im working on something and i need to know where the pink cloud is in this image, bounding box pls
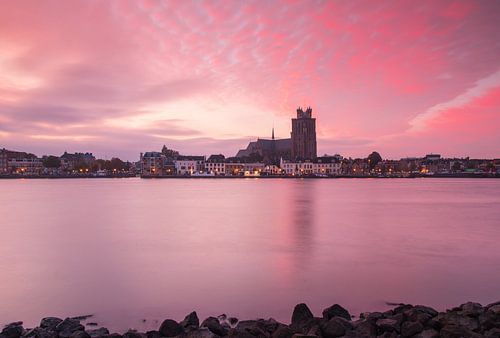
[0,0,499,160]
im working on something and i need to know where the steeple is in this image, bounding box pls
[272,126,275,140]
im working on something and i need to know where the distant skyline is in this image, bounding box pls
[1,0,499,161]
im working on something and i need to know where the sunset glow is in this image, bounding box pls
[1,0,499,159]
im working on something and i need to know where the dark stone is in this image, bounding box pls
[485,328,500,338]
[87,328,110,338]
[69,331,90,338]
[228,318,238,327]
[103,334,122,338]
[322,304,351,322]
[185,328,217,338]
[460,302,484,317]
[375,318,399,333]
[180,312,200,331]
[413,305,438,317]
[272,326,294,338]
[158,319,183,337]
[400,321,423,337]
[291,304,314,328]
[425,319,441,331]
[23,327,58,338]
[359,312,383,322]
[440,324,482,338]
[55,319,84,338]
[320,318,347,338]
[86,323,98,327]
[437,311,479,331]
[392,304,413,315]
[352,319,377,337]
[201,317,227,336]
[122,331,143,338]
[413,329,439,338]
[145,331,159,338]
[40,318,63,331]
[1,322,24,338]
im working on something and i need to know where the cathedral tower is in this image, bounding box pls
[291,107,317,160]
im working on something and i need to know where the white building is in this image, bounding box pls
[175,156,205,175]
[280,156,341,176]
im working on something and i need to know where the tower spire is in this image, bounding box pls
[272,125,275,140]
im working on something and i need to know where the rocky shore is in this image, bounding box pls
[2,301,500,338]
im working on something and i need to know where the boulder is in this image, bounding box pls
[413,305,438,317]
[87,328,110,338]
[437,311,479,331]
[23,327,58,338]
[185,328,217,338]
[201,317,227,336]
[180,312,199,331]
[122,331,144,338]
[1,322,24,338]
[271,326,294,338]
[55,319,84,338]
[40,318,63,331]
[291,304,314,328]
[400,321,423,337]
[158,319,183,337]
[69,332,90,338]
[460,302,484,317]
[375,318,400,333]
[228,318,238,327]
[320,318,347,338]
[413,329,439,338]
[484,328,500,338]
[351,319,377,337]
[322,304,351,321]
[440,324,482,338]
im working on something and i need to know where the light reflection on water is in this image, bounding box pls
[0,178,499,332]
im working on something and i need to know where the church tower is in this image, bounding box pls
[291,107,317,160]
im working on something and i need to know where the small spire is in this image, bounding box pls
[272,126,275,140]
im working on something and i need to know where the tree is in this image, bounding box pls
[161,145,179,158]
[367,151,382,170]
[42,156,61,168]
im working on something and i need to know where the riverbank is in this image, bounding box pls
[2,301,499,338]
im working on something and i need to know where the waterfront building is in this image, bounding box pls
[3,149,43,174]
[175,155,205,175]
[280,156,340,176]
[60,152,95,171]
[0,149,7,174]
[205,154,226,175]
[225,162,245,176]
[236,127,291,164]
[291,107,317,160]
[141,152,164,176]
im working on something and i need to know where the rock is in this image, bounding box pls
[460,302,484,317]
[413,329,439,338]
[180,312,200,331]
[440,324,482,338]
[400,321,423,337]
[375,318,399,333]
[360,312,383,322]
[185,328,217,338]
[291,335,318,338]
[201,317,227,336]
[86,323,98,327]
[69,332,90,338]
[158,319,183,337]
[392,304,413,315]
[104,334,122,338]
[437,311,479,331]
[55,319,84,338]
[87,328,110,338]
[23,327,58,338]
[122,331,144,338]
[235,319,281,336]
[272,326,294,338]
[322,304,351,321]
[489,305,500,314]
[485,328,500,338]
[145,332,160,338]
[228,318,238,327]
[351,319,377,337]
[291,304,314,328]
[40,318,63,331]
[413,305,438,317]
[320,318,347,338]
[1,322,24,338]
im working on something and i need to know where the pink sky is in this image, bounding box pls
[0,0,499,160]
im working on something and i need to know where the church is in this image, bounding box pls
[236,107,317,164]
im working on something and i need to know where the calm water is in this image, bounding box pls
[1,178,499,331]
